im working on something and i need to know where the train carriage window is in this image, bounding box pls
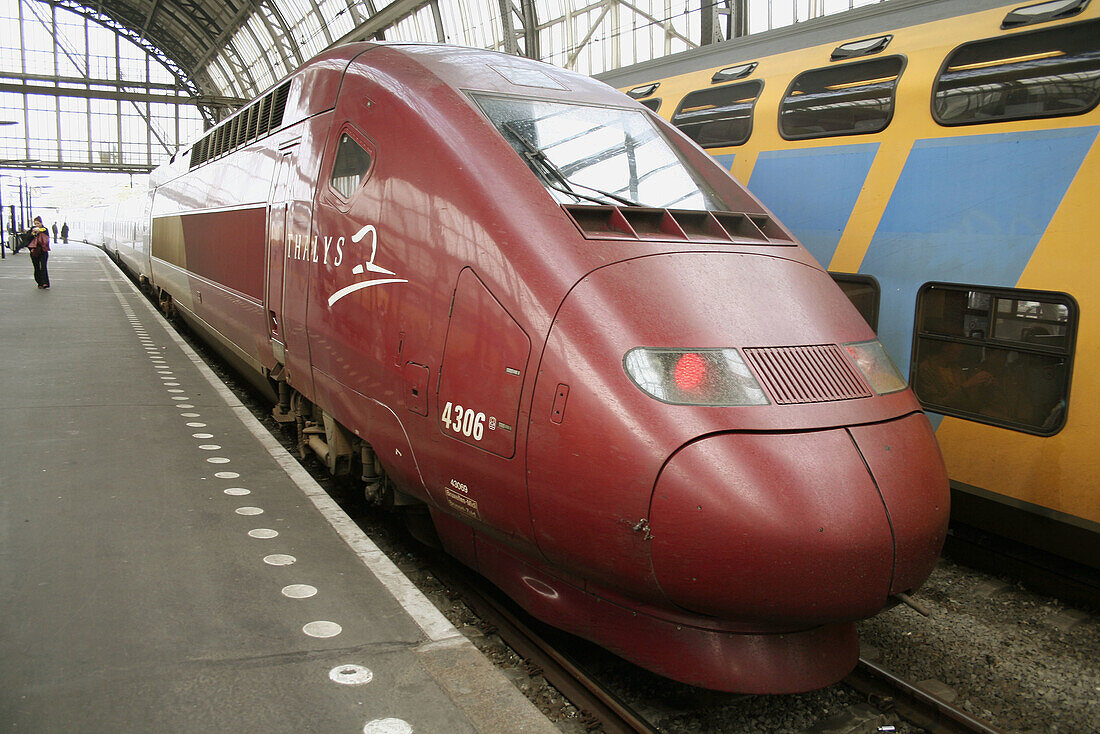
[330,133,373,199]
[831,273,880,331]
[912,283,1077,435]
[627,83,660,98]
[780,56,905,140]
[1002,0,1090,29]
[934,19,1100,125]
[639,98,662,112]
[672,80,764,148]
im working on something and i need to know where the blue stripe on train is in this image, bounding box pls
[713,154,736,172]
[747,143,879,266]
[861,126,1099,378]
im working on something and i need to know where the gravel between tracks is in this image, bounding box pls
[857,553,1100,734]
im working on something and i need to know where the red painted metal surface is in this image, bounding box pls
[650,429,894,626]
[141,43,950,693]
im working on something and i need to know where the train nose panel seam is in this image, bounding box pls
[846,425,900,602]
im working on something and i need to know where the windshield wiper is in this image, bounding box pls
[502,122,645,208]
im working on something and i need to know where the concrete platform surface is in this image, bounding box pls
[0,243,557,734]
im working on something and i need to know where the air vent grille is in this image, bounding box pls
[743,345,872,404]
[563,205,794,245]
[189,80,292,169]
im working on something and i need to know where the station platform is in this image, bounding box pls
[0,243,557,734]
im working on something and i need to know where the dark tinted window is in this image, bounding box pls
[912,283,1076,435]
[330,133,372,198]
[639,98,662,112]
[831,273,879,331]
[934,19,1100,125]
[780,56,904,139]
[672,80,763,148]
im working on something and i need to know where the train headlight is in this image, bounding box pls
[623,348,769,406]
[844,339,907,395]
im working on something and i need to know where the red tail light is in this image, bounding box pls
[623,348,769,406]
[674,353,707,391]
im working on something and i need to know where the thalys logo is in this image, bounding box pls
[285,224,408,307]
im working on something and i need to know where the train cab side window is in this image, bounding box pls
[933,19,1100,126]
[671,80,764,148]
[912,283,1077,435]
[330,133,373,199]
[830,273,880,332]
[639,98,662,112]
[779,56,904,140]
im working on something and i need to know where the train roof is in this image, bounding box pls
[157,42,633,187]
[368,42,634,106]
[595,0,1014,88]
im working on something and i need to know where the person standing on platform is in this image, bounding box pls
[60,222,68,243]
[52,222,58,241]
[29,216,50,289]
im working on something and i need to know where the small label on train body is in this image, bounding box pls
[285,223,409,307]
[445,487,480,520]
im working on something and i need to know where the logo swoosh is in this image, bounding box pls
[327,278,409,308]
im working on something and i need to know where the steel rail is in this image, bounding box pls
[845,658,1009,734]
[432,559,660,734]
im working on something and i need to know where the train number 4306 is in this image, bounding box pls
[441,402,486,441]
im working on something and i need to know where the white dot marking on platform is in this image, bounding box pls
[224,487,250,496]
[303,621,342,638]
[171,396,189,401]
[214,471,239,479]
[329,664,373,685]
[167,389,185,393]
[192,433,214,439]
[282,584,317,599]
[182,413,201,418]
[187,422,207,428]
[235,506,263,516]
[264,554,296,566]
[248,528,278,539]
[363,719,413,734]
[198,444,221,450]
[177,404,194,408]
[207,457,230,464]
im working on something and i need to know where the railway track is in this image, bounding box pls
[429,556,660,734]
[432,550,1009,734]
[844,659,1007,734]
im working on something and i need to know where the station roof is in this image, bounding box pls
[0,1,882,173]
[64,0,727,104]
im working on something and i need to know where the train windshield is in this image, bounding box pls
[473,94,726,211]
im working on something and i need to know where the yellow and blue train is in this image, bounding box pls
[599,0,1099,577]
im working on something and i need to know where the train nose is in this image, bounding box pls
[648,413,949,628]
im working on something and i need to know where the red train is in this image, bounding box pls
[127,43,948,693]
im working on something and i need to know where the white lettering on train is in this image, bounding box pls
[280,224,407,308]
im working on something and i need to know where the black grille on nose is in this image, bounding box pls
[743,345,872,404]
